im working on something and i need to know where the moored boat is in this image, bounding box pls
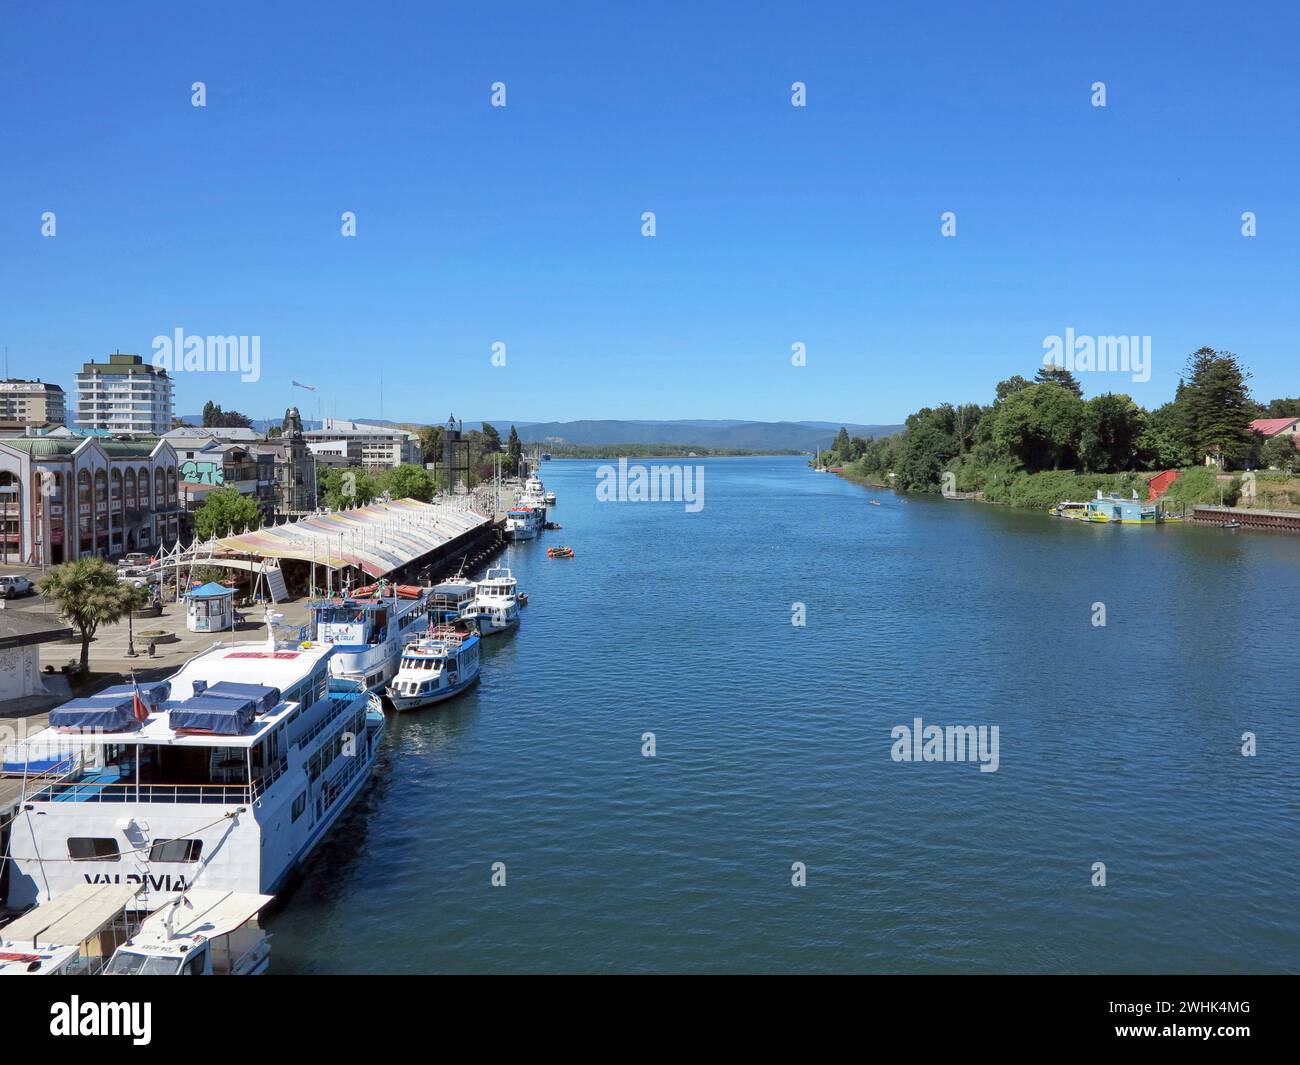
[385,623,481,711]
[4,613,385,913]
[105,889,274,975]
[307,581,432,691]
[465,565,520,634]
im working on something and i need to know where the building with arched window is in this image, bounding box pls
[0,436,179,565]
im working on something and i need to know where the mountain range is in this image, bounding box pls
[180,416,902,452]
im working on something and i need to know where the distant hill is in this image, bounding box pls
[180,415,902,451]
[506,419,903,452]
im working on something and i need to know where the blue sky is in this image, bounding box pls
[1,1,1297,426]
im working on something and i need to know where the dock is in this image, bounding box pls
[1192,505,1300,532]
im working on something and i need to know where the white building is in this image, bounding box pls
[0,436,180,564]
[75,353,174,436]
[304,419,421,468]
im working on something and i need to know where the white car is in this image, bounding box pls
[0,574,34,599]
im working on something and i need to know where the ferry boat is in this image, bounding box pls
[465,564,520,634]
[1081,491,1180,525]
[306,581,431,690]
[105,889,273,975]
[504,506,540,541]
[4,615,385,913]
[385,623,482,711]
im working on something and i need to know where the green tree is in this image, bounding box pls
[480,422,503,454]
[194,487,263,540]
[37,559,142,673]
[1034,364,1084,397]
[1177,347,1255,468]
[1078,393,1144,473]
[1137,401,1195,469]
[991,383,1085,471]
[202,400,220,427]
[1261,433,1299,473]
[377,463,435,502]
[1265,398,1300,419]
[831,427,851,461]
[318,467,378,509]
[507,425,522,473]
[994,375,1032,401]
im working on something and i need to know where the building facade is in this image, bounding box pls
[0,437,181,565]
[74,353,174,436]
[304,419,421,468]
[0,379,66,428]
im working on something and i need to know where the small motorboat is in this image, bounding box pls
[547,546,575,559]
[867,499,881,507]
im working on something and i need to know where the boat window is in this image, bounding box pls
[68,837,121,862]
[184,951,206,976]
[104,950,182,976]
[292,790,307,822]
[148,838,203,863]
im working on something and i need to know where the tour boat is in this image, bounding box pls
[307,581,432,690]
[4,613,385,914]
[465,565,520,634]
[385,623,482,711]
[504,506,540,541]
[519,475,548,519]
[105,889,273,975]
[544,489,556,505]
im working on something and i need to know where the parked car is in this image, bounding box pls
[0,574,34,599]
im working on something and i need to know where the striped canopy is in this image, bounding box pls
[216,498,490,577]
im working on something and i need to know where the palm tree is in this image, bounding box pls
[37,558,141,674]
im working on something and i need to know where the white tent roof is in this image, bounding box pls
[136,890,273,944]
[1,882,141,947]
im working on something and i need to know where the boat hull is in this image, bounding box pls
[386,672,480,712]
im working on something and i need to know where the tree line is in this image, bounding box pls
[820,348,1298,495]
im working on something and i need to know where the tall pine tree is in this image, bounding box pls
[1177,348,1255,467]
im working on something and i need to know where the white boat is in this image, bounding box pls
[544,489,556,505]
[426,578,479,629]
[465,565,520,634]
[307,581,431,690]
[519,475,548,519]
[4,613,385,913]
[384,624,482,711]
[503,506,539,541]
[0,882,142,976]
[105,889,273,975]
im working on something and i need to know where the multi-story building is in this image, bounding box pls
[168,438,277,521]
[0,436,180,564]
[75,353,174,436]
[261,408,317,515]
[304,419,421,468]
[0,379,66,429]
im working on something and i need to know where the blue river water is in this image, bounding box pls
[267,455,1300,973]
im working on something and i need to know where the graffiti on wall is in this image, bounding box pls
[180,460,224,486]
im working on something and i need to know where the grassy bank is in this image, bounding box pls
[832,458,1298,511]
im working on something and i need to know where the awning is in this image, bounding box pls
[138,890,274,941]
[2,883,143,947]
[213,498,491,578]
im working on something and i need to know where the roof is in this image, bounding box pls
[2,883,142,947]
[133,890,273,947]
[215,498,490,578]
[1249,417,1300,437]
[0,609,73,649]
[187,581,235,598]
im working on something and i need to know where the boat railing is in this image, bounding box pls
[28,779,255,805]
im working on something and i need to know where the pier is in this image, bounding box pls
[1191,505,1300,532]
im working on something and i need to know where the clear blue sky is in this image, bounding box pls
[2,1,1296,426]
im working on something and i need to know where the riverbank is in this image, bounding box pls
[824,460,1300,514]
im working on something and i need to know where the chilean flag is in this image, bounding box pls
[132,677,150,724]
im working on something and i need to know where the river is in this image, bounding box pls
[267,455,1300,973]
